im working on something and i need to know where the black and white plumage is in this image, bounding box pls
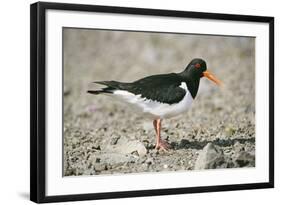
[88,58,221,150]
[89,74,193,119]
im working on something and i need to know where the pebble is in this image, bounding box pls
[146,158,154,165]
[94,164,107,172]
[234,151,255,167]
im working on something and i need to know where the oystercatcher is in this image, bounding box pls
[88,58,221,151]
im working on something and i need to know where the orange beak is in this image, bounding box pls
[203,70,222,86]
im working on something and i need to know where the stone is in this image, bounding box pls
[234,151,255,167]
[83,169,95,175]
[89,153,137,166]
[145,157,154,165]
[194,143,226,169]
[94,163,107,172]
[101,136,147,157]
[110,135,120,145]
[71,137,80,145]
[224,126,235,137]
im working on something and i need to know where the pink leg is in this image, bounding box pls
[153,119,171,151]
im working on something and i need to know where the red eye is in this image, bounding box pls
[195,63,201,69]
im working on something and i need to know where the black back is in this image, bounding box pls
[94,73,198,104]
[92,58,208,103]
[126,73,186,104]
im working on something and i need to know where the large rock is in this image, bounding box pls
[194,143,226,169]
[101,136,147,157]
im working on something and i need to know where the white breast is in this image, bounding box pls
[113,82,193,119]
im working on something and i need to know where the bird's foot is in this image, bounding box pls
[155,139,171,151]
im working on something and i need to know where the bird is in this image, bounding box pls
[87,58,221,151]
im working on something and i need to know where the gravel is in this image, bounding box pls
[63,28,255,176]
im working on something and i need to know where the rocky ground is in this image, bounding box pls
[63,28,255,176]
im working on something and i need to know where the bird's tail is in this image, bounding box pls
[87,89,113,95]
[87,90,103,95]
[87,81,125,95]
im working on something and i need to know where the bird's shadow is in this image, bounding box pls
[170,137,255,150]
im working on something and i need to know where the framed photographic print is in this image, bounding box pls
[30,1,274,203]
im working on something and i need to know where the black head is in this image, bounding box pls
[184,58,207,78]
[181,58,221,86]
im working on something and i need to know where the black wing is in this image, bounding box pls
[92,73,186,104]
[127,73,186,104]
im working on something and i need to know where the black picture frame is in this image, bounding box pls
[30,1,274,203]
